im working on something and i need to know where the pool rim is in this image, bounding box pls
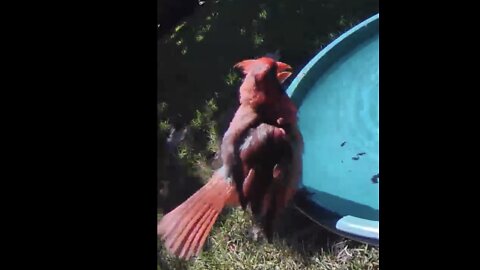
[287,13,379,246]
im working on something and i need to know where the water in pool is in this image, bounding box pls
[298,34,379,218]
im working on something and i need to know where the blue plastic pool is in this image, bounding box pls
[287,14,379,245]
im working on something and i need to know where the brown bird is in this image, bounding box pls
[158,57,303,260]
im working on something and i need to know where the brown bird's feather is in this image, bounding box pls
[158,57,303,259]
[158,171,237,260]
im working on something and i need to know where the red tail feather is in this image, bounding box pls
[157,171,235,260]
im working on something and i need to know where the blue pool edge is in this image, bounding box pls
[288,13,380,246]
[286,13,379,98]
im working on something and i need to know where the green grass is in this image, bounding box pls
[158,0,379,269]
[158,208,379,270]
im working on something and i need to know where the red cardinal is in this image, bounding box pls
[158,57,303,260]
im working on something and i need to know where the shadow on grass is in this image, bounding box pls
[157,130,206,213]
[158,0,378,124]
